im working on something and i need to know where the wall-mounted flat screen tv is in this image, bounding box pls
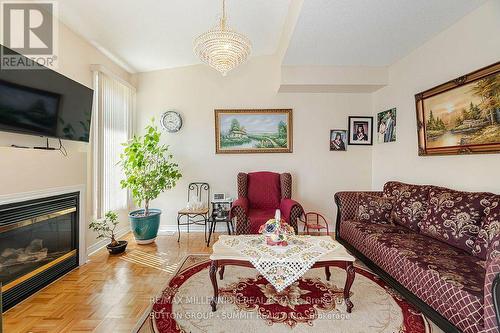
[0,45,94,142]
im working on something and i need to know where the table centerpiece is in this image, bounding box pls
[259,210,295,246]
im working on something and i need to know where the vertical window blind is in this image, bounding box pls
[93,70,135,217]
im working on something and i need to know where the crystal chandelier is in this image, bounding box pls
[194,0,252,76]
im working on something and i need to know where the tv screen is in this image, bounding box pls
[0,80,60,137]
[0,45,94,142]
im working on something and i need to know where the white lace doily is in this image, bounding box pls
[220,235,339,292]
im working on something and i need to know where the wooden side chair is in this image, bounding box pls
[300,212,329,235]
[177,182,210,242]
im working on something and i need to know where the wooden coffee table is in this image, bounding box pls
[209,235,356,313]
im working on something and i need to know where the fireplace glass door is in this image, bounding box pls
[0,209,76,288]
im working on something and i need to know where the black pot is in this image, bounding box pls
[106,240,128,254]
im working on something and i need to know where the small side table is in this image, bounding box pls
[206,199,233,247]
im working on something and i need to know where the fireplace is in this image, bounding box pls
[0,192,79,311]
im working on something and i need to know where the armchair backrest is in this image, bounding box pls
[237,172,293,209]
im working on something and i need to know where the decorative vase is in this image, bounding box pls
[128,209,161,244]
[259,210,294,247]
[265,237,288,247]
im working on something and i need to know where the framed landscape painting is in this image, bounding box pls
[416,62,500,155]
[215,109,292,154]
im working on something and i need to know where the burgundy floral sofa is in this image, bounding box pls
[334,181,499,333]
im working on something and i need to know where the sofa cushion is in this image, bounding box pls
[362,232,464,281]
[418,187,490,254]
[357,193,394,224]
[247,172,281,209]
[403,253,485,333]
[383,181,430,231]
[247,208,276,234]
[339,219,410,253]
[472,195,500,260]
[362,232,485,333]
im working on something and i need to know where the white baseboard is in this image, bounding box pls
[159,223,232,234]
[86,223,231,254]
[86,226,131,256]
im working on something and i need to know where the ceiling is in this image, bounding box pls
[283,0,487,66]
[58,0,486,73]
[58,0,290,73]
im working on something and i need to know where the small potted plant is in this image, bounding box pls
[89,211,127,254]
[119,121,182,244]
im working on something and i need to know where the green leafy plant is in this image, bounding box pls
[89,211,120,246]
[119,121,182,216]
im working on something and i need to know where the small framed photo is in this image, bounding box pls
[348,116,373,145]
[212,193,226,201]
[330,129,347,151]
[377,108,396,143]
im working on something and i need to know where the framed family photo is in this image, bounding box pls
[215,109,293,154]
[348,116,373,145]
[416,62,500,156]
[330,129,347,151]
[377,108,396,143]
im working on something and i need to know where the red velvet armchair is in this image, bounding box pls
[230,172,304,234]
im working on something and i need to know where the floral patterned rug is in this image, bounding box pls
[136,255,432,333]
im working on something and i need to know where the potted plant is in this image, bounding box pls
[119,121,182,244]
[89,211,127,254]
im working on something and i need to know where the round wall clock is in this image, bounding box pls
[160,111,183,133]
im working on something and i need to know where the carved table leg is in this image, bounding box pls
[325,266,331,281]
[344,261,355,313]
[219,265,225,280]
[209,260,219,312]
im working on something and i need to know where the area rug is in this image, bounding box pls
[136,255,431,333]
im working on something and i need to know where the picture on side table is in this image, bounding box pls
[416,62,500,155]
[330,130,347,151]
[348,116,373,145]
[215,109,292,154]
[377,108,397,143]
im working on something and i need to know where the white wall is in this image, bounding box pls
[134,56,373,229]
[372,0,500,194]
[0,21,132,249]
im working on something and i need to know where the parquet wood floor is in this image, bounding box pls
[2,232,214,333]
[2,231,444,333]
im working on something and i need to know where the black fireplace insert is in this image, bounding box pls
[0,192,79,311]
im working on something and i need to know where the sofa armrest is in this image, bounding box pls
[280,199,303,234]
[334,191,383,238]
[484,247,500,332]
[230,198,248,217]
[230,198,249,234]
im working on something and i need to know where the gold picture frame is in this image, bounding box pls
[415,62,500,156]
[215,109,293,154]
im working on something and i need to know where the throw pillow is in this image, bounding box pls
[419,188,490,254]
[357,193,394,224]
[384,182,430,231]
[471,195,500,260]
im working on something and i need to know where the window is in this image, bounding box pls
[92,68,135,217]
